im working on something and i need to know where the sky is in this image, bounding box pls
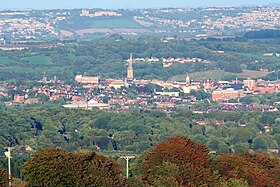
[1,0,278,10]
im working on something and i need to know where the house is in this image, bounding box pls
[25,145,33,151]
[212,89,240,101]
[75,75,99,84]
[156,102,175,108]
[24,98,39,105]
[14,94,25,103]
[63,99,109,110]
[243,78,255,90]
[155,92,180,97]
[109,80,127,89]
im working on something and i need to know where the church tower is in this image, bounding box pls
[127,54,134,80]
[186,74,190,86]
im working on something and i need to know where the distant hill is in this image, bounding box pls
[244,29,280,39]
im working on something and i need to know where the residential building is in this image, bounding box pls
[63,99,109,110]
[244,78,255,90]
[75,75,99,84]
[212,89,240,101]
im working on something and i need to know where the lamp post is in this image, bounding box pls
[120,155,135,178]
[4,147,12,187]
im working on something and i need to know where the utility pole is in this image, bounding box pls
[120,156,135,178]
[4,147,12,187]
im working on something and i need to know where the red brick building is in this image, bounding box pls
[212,90,240,101]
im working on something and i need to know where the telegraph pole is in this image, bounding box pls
[120,156,135,178]
[4,147,12,187]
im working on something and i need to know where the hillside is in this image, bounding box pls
[0,37,279,81]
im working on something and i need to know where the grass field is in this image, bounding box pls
[91,19,141,29]
[169,70,270,81]
[67,54,77,60]
[0,63,71,79]
[0,54,71,81]
[0,57,16,64]
[0,66,34,72]
[23,55,51,64]
[134,18,154,27]
[237,53,280,61]
[75,28,149,35]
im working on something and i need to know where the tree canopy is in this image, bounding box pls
[140,136,219,186]
[22,148,124,187]
[2,136,279,186]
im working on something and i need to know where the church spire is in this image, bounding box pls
[127,53,134,80]
[186,73,190,86]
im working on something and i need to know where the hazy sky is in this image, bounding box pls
[1,0,278,10]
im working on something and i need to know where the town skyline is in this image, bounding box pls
[0,0,279,185]
[1,0,279,10]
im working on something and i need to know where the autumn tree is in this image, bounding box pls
[0,166,8,186]
[22,148,125,187]
[139,136,219,186]
[240,152,280,184]
[215,152,280,187]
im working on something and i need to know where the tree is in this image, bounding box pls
[207,138,220,151]
[139,136,219,186]
[102,94,109,103]
[270,140,279,149]
[273,134,280,147]
[0,166,8,186]
[192,134,208,145]
[261,113,276,125]
[230,127,254,145]
[218,142,229,154]
[22,148,125,187]
[36,93,50,102]
[146,162,181,187]
[240,152,280,183]
[252,136,269,151]
[224,62,242,73]
[234,143,249,153]
[217,178,249,187]
[272,124,280,135]
[215,152,280,187]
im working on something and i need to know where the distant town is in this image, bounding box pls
[1,54,278,113]
[0,3,280,186]
[0,6,279,40]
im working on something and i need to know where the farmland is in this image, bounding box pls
[91,19,141,29]
[23,55,51,65]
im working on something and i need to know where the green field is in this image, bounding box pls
[0,57,16,64]
[169,70,270,81]
[0,54,72,80]
[91,19,141,29]
[238,53,280,61]
[67,54,77,60]
[23,55,51,64]
[0,66,34,72]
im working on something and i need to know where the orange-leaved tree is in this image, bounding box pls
[139,136,220,186]
[241,152,280,182]
[215,152,280,187]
